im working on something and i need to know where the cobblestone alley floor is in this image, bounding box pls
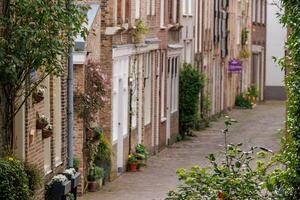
[80,101,285,200]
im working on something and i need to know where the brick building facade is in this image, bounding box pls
[251,0,267,100]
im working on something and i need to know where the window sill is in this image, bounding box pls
[160,26,167,30]
[161,117,167,123]
[171,110,178,114]
[55,160,63,168]
[44,169,52,176]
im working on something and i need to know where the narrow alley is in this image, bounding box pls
[80,101,285,200]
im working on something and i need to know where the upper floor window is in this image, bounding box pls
[183,0,192,16]
[169,0,178,23]
[252,0,266,25]
[160,0,165,27]
[147,0,156,16]
[115,0,129,24]
[135,0,141,19]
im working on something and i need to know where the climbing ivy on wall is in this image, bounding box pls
[277,0,300,197]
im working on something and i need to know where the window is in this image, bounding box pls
[147,0,155,16]
[160,0,165,27]
[257,0,261,23]
[252,0,256,22]
[160,52,166,120]
[169,0,178,23]
[169,57,179,113]
[114,0,127,24]
[53,76,62,166]
[43,76,51,174]
[262,0,266,24]
[144,53,152,125]
[112,57,129,141]
[183,0,192,15]
[236,18,241,45]
[135,0,141,19]
[130,57,138,129]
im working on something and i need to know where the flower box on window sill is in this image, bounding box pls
[48,180,71,198]
[71,172,80,188]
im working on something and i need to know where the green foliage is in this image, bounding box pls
[166,117,296,200]
[0,158,30,200]
[247,85,259,98]
[74,60,108,123]
[0,0,88,152]
[127,154,138,164]
[179,63,205,136]
[276,0,300,196]
[95,133,112,165]
[73,158,80,171]
[135,144,150,160]
[24,162,42,196]
[235,94,252,109]
[241,28,249,46]
[132,19,149,43]
[88,165,104,181]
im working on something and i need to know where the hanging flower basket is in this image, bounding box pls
[42,125,53,139]
[32,92,44,103]
[36,115,49,129]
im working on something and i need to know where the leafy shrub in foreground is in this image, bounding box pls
[166,117,295,200]
[0,158,30,200]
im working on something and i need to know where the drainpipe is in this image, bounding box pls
[67,0,74,168]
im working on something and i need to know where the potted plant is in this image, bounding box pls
[64,168,80,189]
[132,19,149,44]
[247,85,259,107]
[36,114,49,129]
[42,124,53,139]
[135,144,149,170]
[73,158,80,172]
[32,86,45,103]
[87,165,104,192]
[46,174,71,200]
[127,154,138,172]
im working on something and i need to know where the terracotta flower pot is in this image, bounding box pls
[128,163,137,172]
[42,129,53,139]
[88,181,98,192]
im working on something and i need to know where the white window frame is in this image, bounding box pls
[43,76,52,174]
[144,53,152,125]
[172,0,178,23]
[160,0,165,27]
[262,0,265,24]
[183,0,192,16]
[169,57,179,113]
[114,0,126,24]
[53,76,62,166]
[135,0,141,19]
[257,0,261,23]
[161,52,166,120]
[252,0,256,22]
[130,58,138,129]
[147,0,156,16]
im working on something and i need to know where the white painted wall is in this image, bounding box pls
[266,0,286,86]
